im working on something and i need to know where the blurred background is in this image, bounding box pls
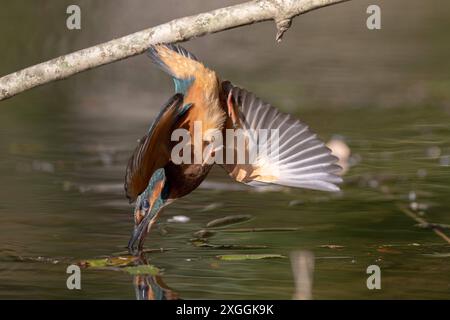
[0,0,449,299]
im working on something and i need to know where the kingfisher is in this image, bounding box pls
[125,44,342,254]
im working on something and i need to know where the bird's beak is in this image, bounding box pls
[127,183,166,255]
[128,203,162,255]
[127,213,149,255]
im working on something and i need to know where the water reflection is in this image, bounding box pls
[133,256,179,300]
[2,0,450,300]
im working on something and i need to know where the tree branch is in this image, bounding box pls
[0,0,349,101]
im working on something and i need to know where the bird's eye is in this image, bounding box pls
[142,199,150,210]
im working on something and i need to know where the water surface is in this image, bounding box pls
[1,0,450,299]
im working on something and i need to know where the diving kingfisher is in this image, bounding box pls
[125,44,342,253]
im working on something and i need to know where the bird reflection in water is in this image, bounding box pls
[133,255,179,300]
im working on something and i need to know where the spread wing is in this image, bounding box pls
[125,94,185,202]
[221,82,342,192]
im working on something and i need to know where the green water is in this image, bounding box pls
[0,102,449,299]
[1,0,450,300]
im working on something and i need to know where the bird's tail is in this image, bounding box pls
[147,44,203,80]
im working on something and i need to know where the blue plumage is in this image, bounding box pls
[173,77,194,94]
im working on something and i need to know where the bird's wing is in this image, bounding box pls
[221,81,342,192]
[125,94,186,202]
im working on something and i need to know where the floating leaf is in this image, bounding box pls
[78,258,107,268]
[112,248,177,256]
[315,256,353,260]
[221,227,300,233]
[217,254,286,261]
[192,241,267,250]
[319,245,345,249]
[79,256,138,268]
[206,215,253,228]
[123,265,160,275]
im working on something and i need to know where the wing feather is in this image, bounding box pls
[125,94,184,202]
[221,82,342,192]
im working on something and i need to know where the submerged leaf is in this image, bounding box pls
[200,202,224,212]
[193,229,217,239]
[422,252,450,258]
[217,254,286,261]
[206,215,253,228]
[377,247,402,254]
[192,241,267,250]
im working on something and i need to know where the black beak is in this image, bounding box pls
[127,226,145,256]
[127,205,161,255]
[127,217,149,255]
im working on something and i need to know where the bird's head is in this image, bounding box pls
[128,168,170,255]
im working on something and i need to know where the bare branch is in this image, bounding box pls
[397,204,450,245]
[0,0,349,101]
